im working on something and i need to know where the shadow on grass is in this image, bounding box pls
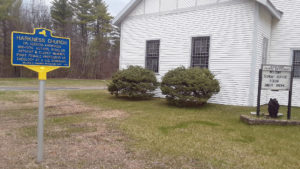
[233,135,256,143]
[111,95,155,101]
[164,100,207,108]
[159,120,221,135]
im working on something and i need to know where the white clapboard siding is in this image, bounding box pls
[197,0,217,6]
[145,0,159,14]
[161,0,177,12]
[218,0,233,2]
[178,0,196,9]
[120,0,256,106]
[266,0,300,107]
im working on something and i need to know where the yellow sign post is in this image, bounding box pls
[11,28,71,163]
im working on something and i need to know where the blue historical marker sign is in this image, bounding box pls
[11,28,71,163]
[11,28,70,67]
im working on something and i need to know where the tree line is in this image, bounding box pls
[0,0,119,79]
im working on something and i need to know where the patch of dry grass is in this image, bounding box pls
[0,91,153,169]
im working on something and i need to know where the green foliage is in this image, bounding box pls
[0,0,21,21]
[160,67,220,106]
[70,0,112,39]
[71,0,94,23]
[108,66,159,99]
[51,0,73,36]
[68,0,116,78]
[0,0,22,75]
[91,0,112,37]
[70,0,95,45]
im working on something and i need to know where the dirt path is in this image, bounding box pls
[0,92,148,169]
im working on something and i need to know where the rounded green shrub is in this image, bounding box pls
[160,67,220,106]
[108,66,159,98]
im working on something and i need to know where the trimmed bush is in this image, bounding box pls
[160,67,220,106]
[108,66,159,98]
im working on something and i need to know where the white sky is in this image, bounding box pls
[106,0,130,16]
[22,0,131,16]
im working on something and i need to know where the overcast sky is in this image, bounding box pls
[23,0,131,16]
[106,0,130,16]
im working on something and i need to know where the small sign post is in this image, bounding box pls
[256,64,293,119]
[287,69,294,120]
[11,28,71,163]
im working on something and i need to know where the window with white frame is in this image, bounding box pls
[191,36,210,68]
[293,50,300,78]
[262,38,269,65]
[146,40,160,73]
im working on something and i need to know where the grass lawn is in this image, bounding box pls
[0,78,108,87]
[70,90,300,169]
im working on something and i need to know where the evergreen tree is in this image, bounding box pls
[0,0,22,77]
[0,0,22,56]
[70,0,94,46]
[51,0,73,36]
[91,0,112,38]
[70,0,95,76]
[86,0,113,78]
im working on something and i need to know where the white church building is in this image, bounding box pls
[113,0,300,107]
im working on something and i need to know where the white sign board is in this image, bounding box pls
[262,65,292,91]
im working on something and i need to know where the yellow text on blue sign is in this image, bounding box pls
[11,28,71,80]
